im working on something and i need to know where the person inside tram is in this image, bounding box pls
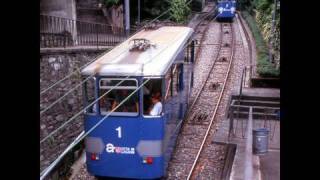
[112,89,139,112]
[149,92,162,116]
[98,89,115,112]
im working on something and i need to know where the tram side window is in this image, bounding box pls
[143,79,163,116]
[164,64,181,101]
[99,78,139,116]
[83,76,96,114]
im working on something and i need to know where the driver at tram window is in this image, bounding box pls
[149,93,162,116]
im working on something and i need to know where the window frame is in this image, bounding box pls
[99,78,138,90]
[83,76,97,115]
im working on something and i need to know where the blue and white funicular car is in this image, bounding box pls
[216,0,237,21]
[81,26,194,179]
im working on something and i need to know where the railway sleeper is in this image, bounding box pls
[218,57,228,62]
[209,82,221,91]
[191,113,209,123]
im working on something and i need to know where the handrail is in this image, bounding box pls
[237,12,253,87]
[238,67,246,138]
[239,67,246,96]
[244,107,253,180]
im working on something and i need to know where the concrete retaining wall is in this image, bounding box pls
[40,49,105,173]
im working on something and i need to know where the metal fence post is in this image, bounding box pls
[96,24,99,50]
[228,105,234,140]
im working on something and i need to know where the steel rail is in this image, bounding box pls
[187,22,236,179]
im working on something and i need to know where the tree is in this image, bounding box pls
[103,0,120,7]
[101,0,124,34]
[169,0,191,23]
[142,0,170,19]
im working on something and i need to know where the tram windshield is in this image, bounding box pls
[99,78,139,116]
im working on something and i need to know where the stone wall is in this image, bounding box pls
[40,49,106,174]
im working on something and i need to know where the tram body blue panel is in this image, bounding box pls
[218,11,235,18]
[85,115,164,179]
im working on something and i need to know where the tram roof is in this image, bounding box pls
[81,26,193,77]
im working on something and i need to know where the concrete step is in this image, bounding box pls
[76,0,100,8]
[230,111,278,120]
[232,95,280,102]
[232,100,280,108]
[76,8,108,24]
[230,105,279,113]
[77,8,104,18]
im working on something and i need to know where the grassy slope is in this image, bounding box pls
[241,11,279,78]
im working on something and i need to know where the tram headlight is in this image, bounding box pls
[218,7,223,14]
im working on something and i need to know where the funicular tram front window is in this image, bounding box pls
[99,78,139,116]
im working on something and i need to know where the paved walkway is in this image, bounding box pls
[241,87,280,97]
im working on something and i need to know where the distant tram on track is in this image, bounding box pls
[81,26,195,179]
[216,0,237,21]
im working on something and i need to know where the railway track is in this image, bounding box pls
[188,2,216,64]
[166,19,236,179]
[188,23,234,180]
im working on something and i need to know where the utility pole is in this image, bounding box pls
[202,0,205,11]
[269,0,277,63]
[125,0,130,37]
[138,0,141,24]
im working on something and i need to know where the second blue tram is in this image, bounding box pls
[81,26,194,179]
[216,0,236,21]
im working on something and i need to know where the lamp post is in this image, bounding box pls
[125,0,130,37]
[138,0,141,25]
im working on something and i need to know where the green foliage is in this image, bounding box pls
[238,0,280,74]
[142,0,170,18]
[256,52,279,77]
[253,0,273,12]
[242,11,279,77]
[169,0,191,23]
[103,0,120,7]
[237,0,254,12]
[191,0,203,12]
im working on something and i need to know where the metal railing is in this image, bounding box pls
[40,14,128,48]
[228,103,280,142]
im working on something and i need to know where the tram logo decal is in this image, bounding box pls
[106,143,135,154]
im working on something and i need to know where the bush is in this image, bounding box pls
[103,0,120,7]
[191,0,202,12]
[169,0,191,23]
[242,11,279,77]
[257,53,279,77]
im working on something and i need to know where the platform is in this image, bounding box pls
[213,88,280,180]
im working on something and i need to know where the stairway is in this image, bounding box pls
[76,0,108,24]
[228,95,280,120]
